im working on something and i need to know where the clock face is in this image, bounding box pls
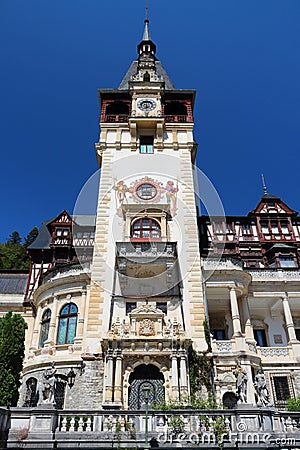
[137,98,156,112]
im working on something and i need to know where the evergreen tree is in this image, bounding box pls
[24,227,39,248]
[0,226,39,270]
[0,312,27,406]
[7,231,22,246]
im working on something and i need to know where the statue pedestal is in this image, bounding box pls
[27,405,58,443]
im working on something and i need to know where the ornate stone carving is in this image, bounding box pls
[139,318,155,336]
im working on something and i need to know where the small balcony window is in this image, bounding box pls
[211,329,225,340]
[140,136,154,154]
[254,329,268,347]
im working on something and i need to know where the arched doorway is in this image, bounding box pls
[128,364,165,410]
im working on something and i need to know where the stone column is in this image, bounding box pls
[114,350,123,404]
[179,350,188,398]
[241,296,254,340]
[45,296,58,346]
[104,349,114,403]
[229,287,242,336]
[171,351,179,400]
[75,289,86,340]
[30,304,43,349]
[282,294,297,342]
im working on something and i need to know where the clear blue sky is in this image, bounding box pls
[1,0,300,242]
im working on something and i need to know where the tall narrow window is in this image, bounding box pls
[280,221,289,235]
[140,136,154,154]
[57,303,78,345]
[273,376,291,401]
[39,309,51,348]
[260,221,269,234]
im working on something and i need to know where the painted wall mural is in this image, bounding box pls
[113,176,179,218]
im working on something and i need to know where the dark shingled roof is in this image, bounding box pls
[27,220,52,250]
[118,60,175,90]
[28,214,97,250]
[0,272,28,294]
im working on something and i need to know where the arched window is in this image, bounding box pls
[57,303,78,345]
[39,309,51,348]
[131,218,161,241]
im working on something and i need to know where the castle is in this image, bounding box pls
[1,12,300,449]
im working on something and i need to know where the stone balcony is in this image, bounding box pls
[41,262,91,285]
[212,339,296,364]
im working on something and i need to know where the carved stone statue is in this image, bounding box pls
[233,364,248,403]
[254,370,273,407]
[41,362,56,404]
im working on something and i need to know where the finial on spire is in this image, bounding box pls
[261,174,268,195]
[142,0,151,41]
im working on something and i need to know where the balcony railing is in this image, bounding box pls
[116,242,177,261]
[102,114,129,123]
[164,114,193,123]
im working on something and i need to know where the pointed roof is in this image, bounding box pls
[118,14,174,90]
[142,19,151,41]
[249,193,298,216]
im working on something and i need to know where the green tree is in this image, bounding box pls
[0,227,39,270]
[24,227,39,248]
[7,231,22,246]
[0,312,27,407]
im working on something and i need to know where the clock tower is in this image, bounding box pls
[86,16,206,408]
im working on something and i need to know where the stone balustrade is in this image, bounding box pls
[203,257,244,271]
[5,407,300,448]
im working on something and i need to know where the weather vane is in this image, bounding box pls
[146,0,149,21]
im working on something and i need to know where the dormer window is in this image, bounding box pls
[279,257,296,268]
[140,136,154,154]
[56,228,69,237]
